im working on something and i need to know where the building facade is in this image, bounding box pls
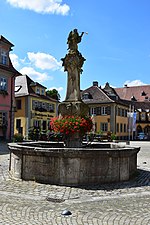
[0,35,20,140]
[82,82,129,140]
[14,75,58,139]
[82,81,150,140]
[115,85,150,139]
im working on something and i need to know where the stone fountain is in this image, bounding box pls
[8,29,140,186]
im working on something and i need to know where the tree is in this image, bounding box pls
[46,89,60,101]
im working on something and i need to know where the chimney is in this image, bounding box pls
[93,81,98,87]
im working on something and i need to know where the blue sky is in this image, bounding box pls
[1,0,150,100]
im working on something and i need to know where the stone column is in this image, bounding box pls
[58,29,89,147]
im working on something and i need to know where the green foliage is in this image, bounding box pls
[111,133,116,140]
[97,130,103,135]
[13,133,24,142]
[46,89,60,100]
[28,127,41,141]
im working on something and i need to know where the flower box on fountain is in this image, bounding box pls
[50,115,93,147]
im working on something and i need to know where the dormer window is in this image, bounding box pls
[82,93,89,100]
[36,88,40,94]
[82,92,92,100]
[41,89,45,95]
[141,91,146,96]
[131,95,137,101]
[1,50,8,65]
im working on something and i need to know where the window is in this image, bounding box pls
[41,89,45,95]
[36,88,40,94]
[38,101,42,108]
[124,124,126,133]
[118,107,120,116]
[16,119,23,134]
[0,112,7,126]
[33,120,41,128]
[117,123,119,132]
[82,93,89,100]
[49,104,54,112]
[120,123,123,133]
[100,122,108,132]
[96,107,101,115]
[1,50,7,65]
[0,77,7,91]
[122,109,126,117]
[42,102,46,109]
[43,121,47,130]
[35,101,38,109]
[141,112,146,121]
[16,99,22,110]
[16,119,21,129]
[90,107,96,116]
[32,101,38,110]
[101,106,107,115]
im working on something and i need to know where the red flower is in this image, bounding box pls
[50,115,93,135]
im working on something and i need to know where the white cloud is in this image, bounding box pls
[9,53,20,68]
[6,0,70,15]
[9,52,63,83]
[20,67,53,82]
[27,52,62,70]
[124,80,147,87]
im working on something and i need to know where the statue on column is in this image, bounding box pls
[59,29,89,117]
[67,29,84,53]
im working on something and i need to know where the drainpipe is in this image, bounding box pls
[9,74,15,140]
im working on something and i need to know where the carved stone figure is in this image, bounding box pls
[67,29,84,53]
[61,52,85,101]
[59,29,89,117]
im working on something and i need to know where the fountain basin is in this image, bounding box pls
[8,142,140,186]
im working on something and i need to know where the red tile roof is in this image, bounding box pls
[115,85,150,102]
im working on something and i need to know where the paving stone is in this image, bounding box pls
[0,141,150,224]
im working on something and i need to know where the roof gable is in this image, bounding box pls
[82,85,114,104]
[0,35,14,48]
[115,85,150,102]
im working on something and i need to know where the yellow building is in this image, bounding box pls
[82,82,130,140]
[14,75,58,139]
[82,81,150,140]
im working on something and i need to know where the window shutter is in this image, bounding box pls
[107,106,111,115]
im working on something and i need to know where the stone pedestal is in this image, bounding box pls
[61,51,85,99]
[58,100,89,117]
[64,132,83,148]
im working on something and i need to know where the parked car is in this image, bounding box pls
[137,132,148,140]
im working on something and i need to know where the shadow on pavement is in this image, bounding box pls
[0,142,9,155]
[63,169,150,191]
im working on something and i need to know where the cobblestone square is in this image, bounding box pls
[0,141,150,225]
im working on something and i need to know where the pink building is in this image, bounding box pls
[0,35,20,141]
